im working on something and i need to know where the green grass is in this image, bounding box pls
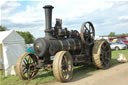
[0,49,128,85]
[0,70,55,85]
[111,49,128,65]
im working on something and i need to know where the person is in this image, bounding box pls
[26,47,35,53]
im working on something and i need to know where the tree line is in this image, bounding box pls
[1,25,127,43]
[108,32,128,37]
[0,26,34,44]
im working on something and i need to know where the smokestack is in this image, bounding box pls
[43,5,54,39]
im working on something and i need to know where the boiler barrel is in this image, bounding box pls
[34,38,82,57]
[58,38,81,51]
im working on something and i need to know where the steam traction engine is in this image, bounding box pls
[16,5,111,82]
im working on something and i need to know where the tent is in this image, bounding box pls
[0,30,25,76]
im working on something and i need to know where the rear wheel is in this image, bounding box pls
[53,51,73,82]
[92,40,111,69]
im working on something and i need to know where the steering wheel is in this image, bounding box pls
[80,21,95,45]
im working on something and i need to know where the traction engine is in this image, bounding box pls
[16,5,111,82]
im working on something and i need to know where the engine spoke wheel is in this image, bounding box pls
[92,40,111,69]
[53,51,73,82]
[16,52,38,80]
[80,21,95,45]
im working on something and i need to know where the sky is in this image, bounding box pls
[0,0,128,38]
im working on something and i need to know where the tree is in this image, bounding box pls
[117,33,128,37]
[17,31,35,44]
[108,32,115,37]
[0,26,7,31]
[0,26,34,43]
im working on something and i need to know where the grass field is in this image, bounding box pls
[0,49,128,85]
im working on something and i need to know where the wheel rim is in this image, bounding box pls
[53,51,73,82]
[80,21,95,45]
[100,42,111,69]
[16,52,38,80]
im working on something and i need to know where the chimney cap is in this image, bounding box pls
[43,5,54,9]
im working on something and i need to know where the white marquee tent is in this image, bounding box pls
[0,30,25,76]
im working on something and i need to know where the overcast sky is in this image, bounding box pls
[0,0,128,38]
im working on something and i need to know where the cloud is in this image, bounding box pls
[1,1,46,38]
[44,0,114,20]
[1,1,21,14]
[2,2,43,24]
[1,0,128,38]
[119,16,128,20]
[0,0,8,7]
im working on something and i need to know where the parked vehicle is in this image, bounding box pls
[116,39,128,48]
[109,42,127,50]
[122,40,128,47]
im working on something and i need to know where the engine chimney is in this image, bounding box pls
[43,5,54,39]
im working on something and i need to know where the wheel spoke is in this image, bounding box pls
[64,55,68,63]
[23,59,27,66]
[89,25,92,31]
[23,69,28,74]
[28,56,31,63]
[84,25,89,31]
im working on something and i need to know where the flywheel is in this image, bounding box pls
[80,21,95,45]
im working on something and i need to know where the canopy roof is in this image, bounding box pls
[0,30,24,43]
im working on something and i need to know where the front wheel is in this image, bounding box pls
[16,52,39,80]
[53,51,73,82]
